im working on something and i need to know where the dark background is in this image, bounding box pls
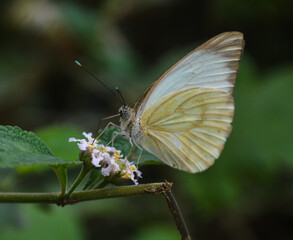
[1,0,293,239]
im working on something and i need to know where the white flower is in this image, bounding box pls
[91,149,121,176]
[69,132,142,185]
[82,132,93,140]
[100,154,120,176]
[68,137,79,142]
[91,149,103,167]
[113,150,122,160]
[69,132,97,151]
[121,160,142,185]
[104,146,116,152]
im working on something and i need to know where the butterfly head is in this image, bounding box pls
[118,106,132,120]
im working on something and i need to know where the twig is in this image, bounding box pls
[146,181,192,240]
[164,190,191,240]
[0,182,166,205]
[0,181,192,239]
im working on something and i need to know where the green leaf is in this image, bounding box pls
[0,151,79,168]
[35,125,82,161]
[0,125,81,168]
[98,127,164,166]
[0,125,53,155]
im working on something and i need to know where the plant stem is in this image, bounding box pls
[164,190,191,240]
[70,182,166,202]
[0,182,166,204]
[0,182,192,239]
[66,165,91,198]
[0,192,60,203]
[51,165,67,197]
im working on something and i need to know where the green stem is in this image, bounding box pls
[51,165,67,197]
[0,182,191,239]
[66,165,91,198]
[0,182,166,204]
[0,192,60,203]
[70,182,166,202]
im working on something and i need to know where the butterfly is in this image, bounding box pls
[118,32,244,173]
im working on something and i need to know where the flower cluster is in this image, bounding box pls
[69,132,142,185]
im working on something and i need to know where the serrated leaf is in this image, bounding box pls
[0,125,81,168]
[0,125,53,155]
[98,127,164,166]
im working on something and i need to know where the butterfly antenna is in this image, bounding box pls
[115,87,126,107]
[75,60,123,105]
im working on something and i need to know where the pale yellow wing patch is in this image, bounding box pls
[139,87,234,173]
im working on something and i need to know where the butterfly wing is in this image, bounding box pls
[138,87,234,173]
[135,32,244,116]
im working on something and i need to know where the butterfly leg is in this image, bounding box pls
[129,137,134,146]
[133,143,143,169]
[93,114,120,140]
[106,131,119,147]
[126,145,136,160]
[96,121,120,139]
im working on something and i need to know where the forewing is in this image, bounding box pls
[136,32,244,116]
[139,88,234,173]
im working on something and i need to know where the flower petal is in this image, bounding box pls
[82,132,93,140]
[105,146,116,152]
[69,137,78,142]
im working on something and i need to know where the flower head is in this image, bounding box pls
[69,132,142,185]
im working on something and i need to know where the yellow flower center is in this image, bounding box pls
[130,166,136,171]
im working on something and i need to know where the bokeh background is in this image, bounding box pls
[1,0,293,239]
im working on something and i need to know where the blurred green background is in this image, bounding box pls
[1,0,293,239]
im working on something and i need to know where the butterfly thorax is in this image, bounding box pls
[119,106,136,137]
[118,106,145,144]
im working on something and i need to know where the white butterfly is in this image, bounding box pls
[118,32,244,173]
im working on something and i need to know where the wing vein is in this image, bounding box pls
[150,132,194,171]
[181,132,218,159]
